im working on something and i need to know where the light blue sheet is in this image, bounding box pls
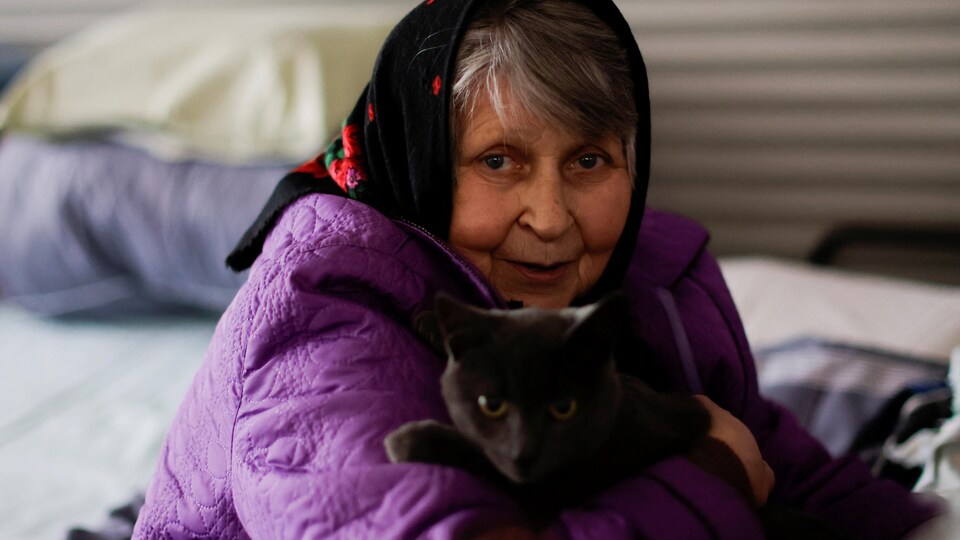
[0,303,216,540]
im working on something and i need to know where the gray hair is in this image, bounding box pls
[451,0,638,182]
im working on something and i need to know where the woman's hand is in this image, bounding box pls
[693,395,775,506]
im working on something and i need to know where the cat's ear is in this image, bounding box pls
[434,293,493,360]
[564,292,627,362]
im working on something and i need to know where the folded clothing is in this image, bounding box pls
[755,338,948,458]
[0,133,287,316]
[885,347,960,502]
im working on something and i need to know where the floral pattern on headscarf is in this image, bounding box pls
[292,122,369,199]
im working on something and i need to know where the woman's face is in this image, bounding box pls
[449,95,633,309]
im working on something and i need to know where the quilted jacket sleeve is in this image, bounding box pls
[228,253,528,539]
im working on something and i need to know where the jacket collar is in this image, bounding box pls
[627,208,710,289]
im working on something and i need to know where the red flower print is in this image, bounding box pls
[426,0,435,4]
[341,124,363,158]
[292,157,329,180]
[345,167,363,189]
[329,157,367,192]
[432,75,442,96]
[367,102,375,122]
[329,160,348,191]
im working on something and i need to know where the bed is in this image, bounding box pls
[1,3,958,539]
[0,306,216,539]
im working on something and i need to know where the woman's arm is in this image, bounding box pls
[549,456,764,540]
[227,276,528,539]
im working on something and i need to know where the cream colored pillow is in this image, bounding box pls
[0,6,397,163]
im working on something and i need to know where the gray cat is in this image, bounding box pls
[385,293,852,538]
[385,294,710,511]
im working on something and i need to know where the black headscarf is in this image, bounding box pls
[226,0,651,305]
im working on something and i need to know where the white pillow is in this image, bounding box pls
[720,256,960,361]
[0,6,397,163]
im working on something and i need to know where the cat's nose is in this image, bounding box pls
[514,453,537,474]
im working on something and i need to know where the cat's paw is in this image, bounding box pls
[384,420,439,463]
[384,427,414,463]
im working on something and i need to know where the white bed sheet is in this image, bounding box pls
[720,257,960,362]
[0,302,215,540]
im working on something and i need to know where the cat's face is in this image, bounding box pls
[435,295,624,484]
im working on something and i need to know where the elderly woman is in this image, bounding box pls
[134,0,941,538]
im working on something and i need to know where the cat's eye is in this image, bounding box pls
[477,395,508,418]
[548,399,578,420]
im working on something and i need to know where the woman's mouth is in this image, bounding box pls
[508,260,572,282]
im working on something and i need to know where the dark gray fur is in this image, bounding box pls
[386,293,709,517]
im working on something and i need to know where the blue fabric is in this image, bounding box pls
[0,134,288,316]
[0,44,30,93]
[755,338,948,457]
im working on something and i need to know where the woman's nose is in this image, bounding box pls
[517,168,573,240]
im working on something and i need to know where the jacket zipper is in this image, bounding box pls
[655,287,704,394]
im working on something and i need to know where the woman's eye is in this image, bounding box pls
[478,395,508,418]
[576,154,604,170]
[482,155,507,170]
[548,399,578,420]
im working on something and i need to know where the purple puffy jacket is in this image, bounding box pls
[133,194,940,539]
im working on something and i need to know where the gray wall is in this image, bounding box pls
[624,1,960,265]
